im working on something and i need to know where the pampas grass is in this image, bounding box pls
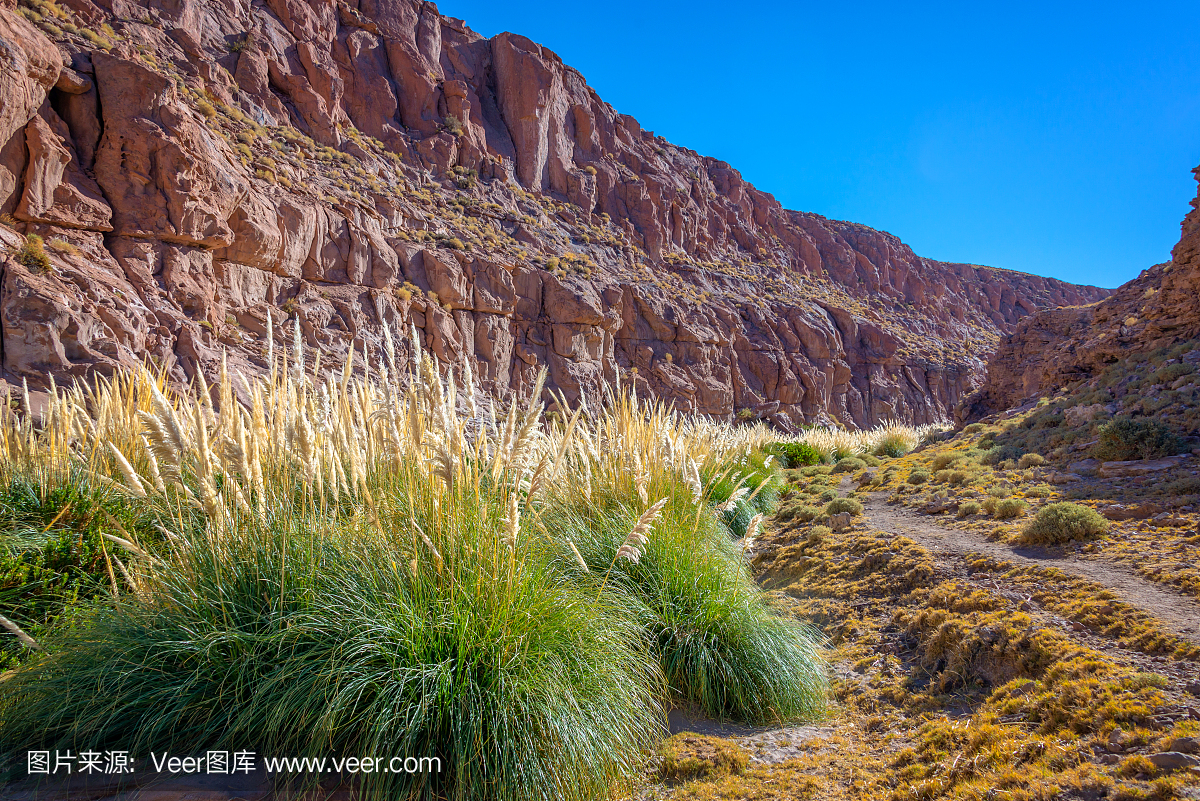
[0,329,829,794]
[760,421,947,464]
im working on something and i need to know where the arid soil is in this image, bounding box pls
[858,490,1200,648]
[649,430,1200,801]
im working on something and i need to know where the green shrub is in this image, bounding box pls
[957,501,981,518]
[1017,453,1045,468]
[1019,502,1109,545]
[993,498,1028,520]
[825,497,863,517]
[907,470,929,485]
[1093,418,1185,461]
[0,464,183,670]
[14,234,50,274]
[832,457,867,474]
[765,442,821,468]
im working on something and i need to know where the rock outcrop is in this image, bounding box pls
[965,165,1200,419]
[0,0,1108,427]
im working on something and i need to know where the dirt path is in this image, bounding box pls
[860,491,1200,647]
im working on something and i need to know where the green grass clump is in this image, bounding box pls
[2,501,663,800]
[832,457,868,474]
[1093,418,1185,461]
[1019,502,1109,545]
[0,463,183,669]
[907,470,930,485]
[705,453,783,538]
[545,488,826,724]
[825,497,863,517]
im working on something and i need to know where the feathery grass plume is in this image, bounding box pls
[382,324,399,378]
[503,488,520,551]
[742,513,763,553]
[568,540,589,572]
[633,451,649,506]
[291,316,304,384]
[615,497,667,564]
[716,486,749,513]
[461,355,478,421]
[0,615,40,650]
[106,441,146,498]
[685,457,703,502]
[266,308,274,375]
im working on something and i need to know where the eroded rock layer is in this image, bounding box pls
[965,166,1200,419]
[0,0,1108,427]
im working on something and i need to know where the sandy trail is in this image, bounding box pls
[859,491,1200,647]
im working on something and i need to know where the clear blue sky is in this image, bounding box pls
[436,0,1200,289]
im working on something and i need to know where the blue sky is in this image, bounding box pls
[436,1,1200,289]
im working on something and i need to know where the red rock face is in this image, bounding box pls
[0,0,1107,427]
[964,166,1200,420]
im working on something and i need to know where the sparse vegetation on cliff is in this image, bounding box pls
[14,233,50,274]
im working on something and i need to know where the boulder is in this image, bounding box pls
[1098,455,1191,478]
[1147,752,1200,771]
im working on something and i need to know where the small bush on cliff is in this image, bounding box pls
[1017,453,1046,468]
[982,444,1024,466]
[45,237,77,256]
[1019,502,1109,545]
[442,114,464,136]
[1151,362,1194,384]
[1093,418,1185,462]
[15,234,50,274]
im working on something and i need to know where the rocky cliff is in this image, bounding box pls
[965,165,1200,419]
[0,0,1108,427]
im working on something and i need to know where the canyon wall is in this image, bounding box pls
[0,0,1108,427]
[964,165,1200,419]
